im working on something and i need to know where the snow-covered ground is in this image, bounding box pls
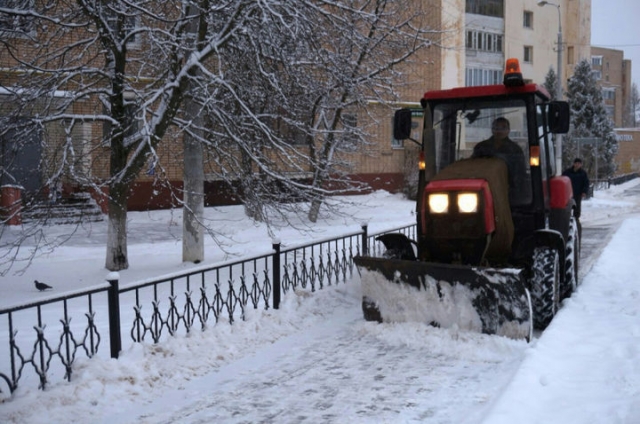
[1,180,640,423]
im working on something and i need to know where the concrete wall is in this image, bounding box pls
[441,0,466,89]
[506,0,591,90]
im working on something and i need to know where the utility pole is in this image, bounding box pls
[538,1,564,175]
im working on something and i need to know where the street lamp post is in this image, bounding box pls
[538,0,563,175]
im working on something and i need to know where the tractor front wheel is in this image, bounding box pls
[562,216,580,300]
[531,247,560,330]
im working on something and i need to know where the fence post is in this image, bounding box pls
[106,272,122,359]
[361,223,368,256]
[272,240,281,310]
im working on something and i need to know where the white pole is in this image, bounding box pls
[555,6,563,175]
[538,1,564,175]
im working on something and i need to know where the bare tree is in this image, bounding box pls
[186,1,440,226]
[0,1,294,271]
[298,0,436,222]
[0,0,442,273]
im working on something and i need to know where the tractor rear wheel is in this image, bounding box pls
[531,247,560,330]
[562,216,580,300]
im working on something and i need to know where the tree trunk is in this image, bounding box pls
[182,128,205,263]
[105,181,129,271]
[181,4,205,264]
[308,197,322,223]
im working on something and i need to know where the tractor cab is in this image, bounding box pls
[394,59,571,266]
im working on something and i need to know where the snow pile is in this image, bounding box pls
[482,217,640,424]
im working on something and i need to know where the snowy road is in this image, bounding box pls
[109,283,528,424]
[103,214,620,424]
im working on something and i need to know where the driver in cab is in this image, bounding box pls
[472,117,527,204]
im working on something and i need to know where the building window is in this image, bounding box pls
[102,102,139,146]
[567,46,575,64]
[465,68,503,86]
[591,56,603,66]
[0,0,35,35]
[592,70,602,80]
[391,113,422,148]
[391,130,403,148]
[603,88,611,100]
[341,113,358,151]
[466,30,503,53]
[268,116,307,146]
[466,0,504,18]
[523,46,533,63]
[103,5,139,45]
[523,11,533,28]
[602,88,616,101]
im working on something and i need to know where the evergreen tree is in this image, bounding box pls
[564,60,618,179]
[543,67,558,100]
[627,83,639,128]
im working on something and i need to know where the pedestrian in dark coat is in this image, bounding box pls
[562,158,590,218]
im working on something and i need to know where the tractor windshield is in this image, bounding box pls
[429,99,532,206]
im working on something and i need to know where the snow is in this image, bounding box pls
[1,181,640,423]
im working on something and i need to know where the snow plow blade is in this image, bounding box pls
[353,256,532,341]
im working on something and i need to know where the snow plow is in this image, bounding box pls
[354,59,580,340]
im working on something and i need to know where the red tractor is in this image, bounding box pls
[354,59,578,340]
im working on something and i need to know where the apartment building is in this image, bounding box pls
[590,46,633,128]
[466,0,591,94]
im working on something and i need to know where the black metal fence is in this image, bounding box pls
[0,222,415,397]
[588,172,639,197]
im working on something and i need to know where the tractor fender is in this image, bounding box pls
[533,229,566,279]
[549,176,573,209]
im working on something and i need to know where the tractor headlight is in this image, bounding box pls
[457,192,478,213]
[428,193,449,214]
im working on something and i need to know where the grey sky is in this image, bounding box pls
[591,0,640,88]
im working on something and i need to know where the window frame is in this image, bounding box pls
[465,30,503,53]
[523,46,533,63]
[102,99,140,147]
[0,0,35,36]
[102,4,140,47]
[602,88,616,101]
[523,10,533,29]
[341,113,359,151]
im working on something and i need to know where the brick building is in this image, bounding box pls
[1,1,600,213]
[614,129,640,174]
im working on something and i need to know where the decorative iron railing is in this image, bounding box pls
[0,223,416,397]
[0,284,109,394]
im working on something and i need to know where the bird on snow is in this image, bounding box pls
[34,280,53,291]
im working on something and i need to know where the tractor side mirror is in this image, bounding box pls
[548,101,570,134]
[393,108,413,140]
